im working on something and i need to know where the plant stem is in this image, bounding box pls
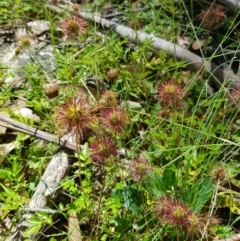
[89,167,106,238]
[75,131,83,190]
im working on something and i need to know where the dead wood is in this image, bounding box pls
[68,211,83,241]
[0,115,83,239]
[78,12,240,90]
[217,0,240,11]
[197,0,240,12]
[46,4,240,89]
[7,151,70,241]
[0,114,77,151]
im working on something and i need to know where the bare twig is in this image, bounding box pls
[23,207,57,214]
[217,0,240,11]
[197,0,240,12]
[47,4,240,89]
[78,12,240,89]
[201,180,219,239]
[0,114,77,151]
[8,151,70,241]
[217,185,240,203]
[68,211,83,241]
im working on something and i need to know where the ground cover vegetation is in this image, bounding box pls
[0,0,240,240]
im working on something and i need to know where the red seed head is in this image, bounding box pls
[198,5,226,29]
[130,157,152,182]
[102,107,129,134]
[90,137,117,165]
[55,98,94,138]
[59,16,87,39]
[154,196,192,230]
[157,80,185,108]
[99,90,119,108]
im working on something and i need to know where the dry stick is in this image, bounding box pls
[217,0,240,11]
[0,114,77,151]
[0,117,82,241]
[201,179,219,239]
[217,185,240,203]
[78,12,240,89]
[0,117,80,240]
[0,116,83,239]
[48,3,240,88]
[198,0,240,11]
[8,151,70,241]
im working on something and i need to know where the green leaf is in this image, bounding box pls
[12,158,18,175]
[182,177,213,212]
[162,167,176,191]
[104,196,122,216]
[24,223,42,237]
[118,186,145,213]
[28,216,42,225]
[28,212,52,226]
[49,238,57,241]
[38,212,53,225]
[0,169,12,179]
[115,214,134,233]
[0,184,19,200]
[195,178,213,211]
[101,234,108,241]
[142,172,166,197]
[231,135,240,143]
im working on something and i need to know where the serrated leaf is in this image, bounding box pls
[37,212,53,225]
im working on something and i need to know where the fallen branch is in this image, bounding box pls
[46,3,240,88]
[218,0,240,11]
[8,151,70,240]
[0,116,82,240]
[198,0,240,12]
[78,12,240,89]
[0,114,77,151]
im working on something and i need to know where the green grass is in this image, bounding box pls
[0,0,240,240]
